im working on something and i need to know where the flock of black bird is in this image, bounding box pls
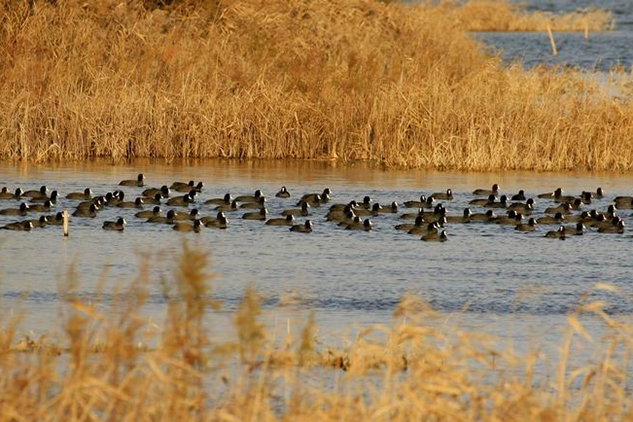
[0,173,630,241]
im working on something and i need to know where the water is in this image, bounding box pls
[522,0,633,28]
[474,0,633,71]
[477,31,633,71]
[1,160,632,365]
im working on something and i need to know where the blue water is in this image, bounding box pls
[1,161,632,357]
[523,0,633,29]
[474,0,633,71]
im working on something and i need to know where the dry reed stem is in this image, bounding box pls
[0,0,629,171]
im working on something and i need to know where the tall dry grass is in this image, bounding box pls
[0,0,631,170]
[1,244,633,420]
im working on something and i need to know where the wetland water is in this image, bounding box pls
[476,0,633,71]
[1,160,633,365]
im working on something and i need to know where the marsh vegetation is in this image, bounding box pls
[1,0,630,170]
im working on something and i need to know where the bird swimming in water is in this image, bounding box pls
[235,190,264,203]
[66,188,92,200]
[242,208,267,220]
[282,202,310,217]
[345,218,372,231]
[266,215,295,226]
[275,186,291,198]
[545,226,566,239]
[422,230,448,242]
[173,220,203,232]
[119,174,145,187]
[395,216,425,231]
[205,193,232,206]
[515,218,537,232]
[135,206,161,219]
[143,186,170,198]
[1,221,33,231]
[103,218,127,231]
[300,189,331,204]
[147,209,177,224]
[0,188,23,200]
[431,189,453,200]
[290,220,313,233]
[473,184,499,196]
[72,204,98,218]
[22,186,48,199]
[0,203,30,216]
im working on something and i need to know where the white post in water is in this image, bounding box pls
[63,210,69,237]
[547,24,558,56]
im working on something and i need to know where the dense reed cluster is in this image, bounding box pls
[0,0,630,170]
[0,244,632,420]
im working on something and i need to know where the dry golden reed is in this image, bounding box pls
[1,244,633,421]
[0,0,630,170]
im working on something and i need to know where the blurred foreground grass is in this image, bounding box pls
[0,243,631,421]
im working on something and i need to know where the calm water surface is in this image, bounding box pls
[474,0,633,71]
[1,160,632,365]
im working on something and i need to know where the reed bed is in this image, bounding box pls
[1,244,632,421]
[0,0,630,170]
